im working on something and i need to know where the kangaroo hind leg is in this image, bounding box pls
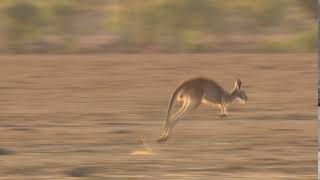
[158,97,188,142]
[158,88,203,142]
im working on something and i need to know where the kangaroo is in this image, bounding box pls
[158,77,248,142]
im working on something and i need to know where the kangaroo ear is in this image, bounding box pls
[235,79,242,90]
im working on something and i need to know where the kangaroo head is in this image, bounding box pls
[231,79,248,104]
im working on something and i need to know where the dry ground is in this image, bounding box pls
[0,53,317,179]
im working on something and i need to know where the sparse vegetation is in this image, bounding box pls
[262,26,317,52]
[68,166,94,177]
[0,148,15,155]
[3,0,44,53]
[52,2,80,50]
[0,0,316,53]
[298,0,317,18]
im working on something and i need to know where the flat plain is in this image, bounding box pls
[0,53,317,179]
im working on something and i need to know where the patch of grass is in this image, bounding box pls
[0,148,15,155]
[68,166,94,177]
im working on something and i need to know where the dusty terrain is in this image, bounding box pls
[0,54,317,179]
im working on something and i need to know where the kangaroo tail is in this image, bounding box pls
[162,82,187,131]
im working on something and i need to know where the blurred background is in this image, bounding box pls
[0,0,317,179]
[0,0,317,54]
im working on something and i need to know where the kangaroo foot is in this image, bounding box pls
[157,135,168,143]
[218,113,227,119]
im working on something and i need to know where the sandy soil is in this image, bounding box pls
[0,53,317,179]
